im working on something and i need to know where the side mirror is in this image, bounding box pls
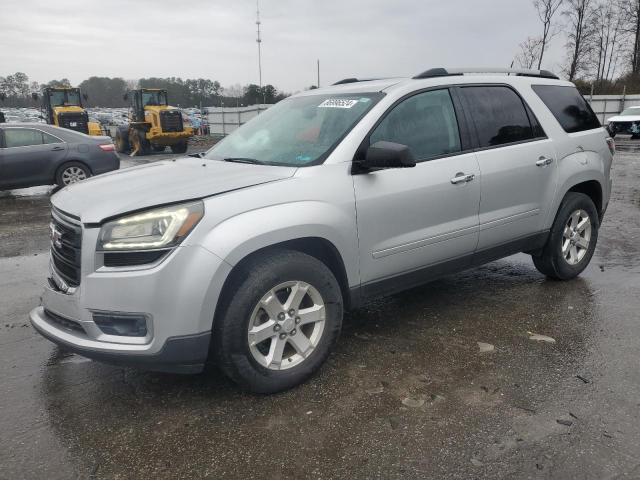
[363,141,416,170]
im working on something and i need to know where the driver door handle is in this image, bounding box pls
[51,146,65,151]
[536,156,553,167]
[451,173,475,184]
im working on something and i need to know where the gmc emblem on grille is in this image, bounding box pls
[49,223,63,249]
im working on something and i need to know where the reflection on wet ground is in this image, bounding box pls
[1,152,639,479]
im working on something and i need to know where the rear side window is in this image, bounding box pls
[4,129,45,148]
[42,132,62,144]
[370,89,462,161]
[532,85,601,133]
[461,86,537,148]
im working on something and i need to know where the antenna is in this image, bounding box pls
[256,0,263,101]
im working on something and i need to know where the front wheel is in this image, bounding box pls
[532,192,599,280]
[213,250,343,393]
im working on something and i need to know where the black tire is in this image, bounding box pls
[129,128,150,156]
[151,144,165,152]
[55,161,91,188]
[532,192,599,280]
[170,141,188,154]
[213,250,343,394]
[115,127,130,153]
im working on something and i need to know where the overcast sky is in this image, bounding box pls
[0,0,566,93]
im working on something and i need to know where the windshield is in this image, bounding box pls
[620,108,640,116]
[142,91,168,106]
[49,90,81,107]
[204,92,384,166]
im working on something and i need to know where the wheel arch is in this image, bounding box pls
[549,152,607,228]
[567,180,603,219]
[213,237,353,326]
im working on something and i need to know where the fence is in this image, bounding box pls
[587,94,640,124]
[204,104,272,136]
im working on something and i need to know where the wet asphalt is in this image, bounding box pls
[1,148,639,479]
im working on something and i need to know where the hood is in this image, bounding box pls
[607,114,640,123]
[52,157,297,223]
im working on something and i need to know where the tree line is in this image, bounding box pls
[514,0,640,94]
[0,73,289,108]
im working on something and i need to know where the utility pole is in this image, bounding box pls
[256,0,264,106]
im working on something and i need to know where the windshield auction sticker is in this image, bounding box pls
[318,98,359,108]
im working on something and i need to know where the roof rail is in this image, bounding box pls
[332,77,386,86]
[413,67,560,80]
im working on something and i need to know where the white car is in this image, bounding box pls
[606,106,640,138]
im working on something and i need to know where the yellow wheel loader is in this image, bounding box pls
[40,87,104,136]
[115,89,194,156]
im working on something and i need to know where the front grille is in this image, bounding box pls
[44,309,85,334]
[50,211,82,288]
[160,110,184,132]
[58,112,89,134]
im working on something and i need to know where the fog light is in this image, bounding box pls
[93,312,148,337]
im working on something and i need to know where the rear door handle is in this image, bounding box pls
[451,173,475,184]
[535,156,553,167]
[51,146,65,151]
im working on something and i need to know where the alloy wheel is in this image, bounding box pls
[247,281,326,370]
[61,166,87,185]
[562,209,591,265]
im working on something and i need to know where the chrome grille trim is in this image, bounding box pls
[50,208,82,289]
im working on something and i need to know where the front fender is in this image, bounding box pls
[199,201,360,288]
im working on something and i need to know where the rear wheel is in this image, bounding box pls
[151,144,165,152]
[213,250,343,393]
[170,141,188,154]
[532,192,599,280]
[56,162,91,187]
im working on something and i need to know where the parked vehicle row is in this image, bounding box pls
[29,68,614,393]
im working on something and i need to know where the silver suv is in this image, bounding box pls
[30,68,614,393]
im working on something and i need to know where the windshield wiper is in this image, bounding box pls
[223,157,264,165]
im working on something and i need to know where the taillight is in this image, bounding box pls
[99,143,115,152]
[606,137,615,157]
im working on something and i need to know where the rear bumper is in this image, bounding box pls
[147,130,193,143]
[30,306,210,373]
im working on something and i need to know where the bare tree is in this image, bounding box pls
[591,0,627,84]
[620,0,640,74]
[514,37,543,69]
[534,0,564,69]
[563,0,595,80]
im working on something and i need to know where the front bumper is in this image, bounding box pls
[30,226,232,373]
[30,307,210,373]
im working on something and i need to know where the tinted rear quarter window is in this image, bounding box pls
[461,86,536,148]
[532,85,601,133]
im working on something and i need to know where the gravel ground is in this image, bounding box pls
[0,148,638,479]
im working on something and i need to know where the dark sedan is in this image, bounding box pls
[0,123,119,190]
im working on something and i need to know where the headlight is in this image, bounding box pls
[97,201,204,251]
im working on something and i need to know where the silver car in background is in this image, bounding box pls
[30,68,614,393]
